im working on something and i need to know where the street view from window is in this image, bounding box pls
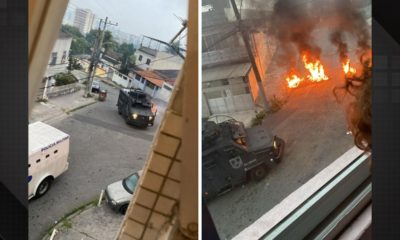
[201,0,371,239]
[28,1,187,239]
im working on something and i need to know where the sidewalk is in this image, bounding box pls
[29,89,97,125]
[42,202,124,240]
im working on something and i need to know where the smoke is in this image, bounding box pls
[330,0,371,59]
[330,30,348,61]
[254,0,371,70]
[267,0,322,70]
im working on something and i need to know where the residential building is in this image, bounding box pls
[45,31,73,78]
[130,69,178,102]
[134,46,184,71]
[134,46,157,70]
[73,8,95,35]
[201,0,277,117]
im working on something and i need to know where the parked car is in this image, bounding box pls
[91,81,101,93]
[104,170,142,214]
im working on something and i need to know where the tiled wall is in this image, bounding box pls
[116,71,184,240]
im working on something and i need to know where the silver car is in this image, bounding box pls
[104,171,142,214]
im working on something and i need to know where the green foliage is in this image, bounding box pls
[251,110,267,126]
[54,73,78,86]
[61,25,83,39]
[251,95,287,126]
[70,37,90,55]
[268,95,286,113]
[67,58,82,70]
[85,30,119,53]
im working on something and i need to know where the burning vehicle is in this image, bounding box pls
[202,117,285,201]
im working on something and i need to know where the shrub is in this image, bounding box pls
[250,95,286,126]
[268,95,286,113]
[54,73,78,86]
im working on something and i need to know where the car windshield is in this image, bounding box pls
[122,173,139,194]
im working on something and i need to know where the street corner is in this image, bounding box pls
[43,202,124,240]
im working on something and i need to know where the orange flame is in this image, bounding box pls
[342,59,356,76]
[302,55,329,82]
[286,74,303,88]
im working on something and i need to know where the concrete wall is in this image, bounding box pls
[156,82,173,102]
[45,37,72,77]
[203,76,255,114]
[134,50,155,70]
[208,94,254,114]
[151,51,184,70]
[110,69,132,88]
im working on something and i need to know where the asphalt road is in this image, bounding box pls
[29,82,166,240]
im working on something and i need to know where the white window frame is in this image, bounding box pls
[233,146,371,240]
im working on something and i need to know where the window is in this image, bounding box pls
[50,52,57,65]
[138,55,143,61]
[163,85,172,91]
[135,74,141,80]
[54,150,58,154]
[146,58,151,65]
[123,76,127,80]
[36,159,41,163]
[46,154,50,158]
[61,51,67,63]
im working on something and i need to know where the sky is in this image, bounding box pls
[67,0,188,43]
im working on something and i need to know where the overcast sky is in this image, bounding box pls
[68,0,188,42]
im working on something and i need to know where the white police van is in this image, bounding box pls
[28,122,70,200]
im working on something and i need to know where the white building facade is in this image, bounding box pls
[73,8,95,35]
[45,32,73,78]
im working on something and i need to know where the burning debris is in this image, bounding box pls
[261,0,371,89]
[302,54,329,82]
[286,73,303,89]
[342,59,357,77]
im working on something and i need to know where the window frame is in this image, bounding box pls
[232,146,371,240]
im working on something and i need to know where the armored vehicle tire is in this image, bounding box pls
[35,177,52,199]
[119,204,129,214]
[251,165,267,182]
[118,108,122,115]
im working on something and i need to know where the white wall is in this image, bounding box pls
[151,51,184,71]
[45,37,72,77]
[156,82,173,102]
[134,50,155,70]
[111,70,131,88]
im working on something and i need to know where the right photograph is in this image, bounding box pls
[201,0,371,239]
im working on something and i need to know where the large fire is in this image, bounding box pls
[302,55,329,82]
[284,55,329,88]
[342,59,357,76]
[286,74,303,88]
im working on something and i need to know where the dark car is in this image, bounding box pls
[117,89,155,127]
[91,80,101,93]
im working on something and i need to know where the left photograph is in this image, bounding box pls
[29,0,198,239]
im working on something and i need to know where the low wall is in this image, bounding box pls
[42,83,81,99]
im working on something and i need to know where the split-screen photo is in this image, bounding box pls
[2,0,400,239]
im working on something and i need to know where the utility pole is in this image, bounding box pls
[230,0,270,111]
[85,17,118,96]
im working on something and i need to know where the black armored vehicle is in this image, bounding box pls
[117,88,156,128]
[202,117,285,201]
